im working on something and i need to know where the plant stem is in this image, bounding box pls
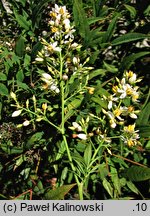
[59,51,83,200]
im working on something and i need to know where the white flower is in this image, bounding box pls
[117,83,133,99]
[131,89,140,102]
[73,56,80,65]
[42,73,52,80]
[109,119,117,128]
[48,20,55,26]
[50,84,60,93]
[42,31,47,36]
[77,133,87,140]
[107,95,118,109]
[48,42,61,53]
[12,110,22,117]
[72,122,82,132]
[129,113,137,119]
[22,120,30,126]
[71,43,80,49]
[108,101,113,110]
[35,57,44,62]
[63,18,70,30]
[41,73,52,84]
[128,73,137,84]
[102,109,117,128]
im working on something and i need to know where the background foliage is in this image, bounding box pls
[0,0,150,200]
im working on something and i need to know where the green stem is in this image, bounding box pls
[59,51,83,200]
[22,107,61,132]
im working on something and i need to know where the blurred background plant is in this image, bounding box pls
[0,0,150,200]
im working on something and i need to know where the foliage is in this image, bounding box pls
[0,0,150,200]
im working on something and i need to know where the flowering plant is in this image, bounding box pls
[1,1,149,200]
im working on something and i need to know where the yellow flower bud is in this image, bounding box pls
[42,103,47,111]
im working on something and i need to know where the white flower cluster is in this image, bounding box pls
[35,3,78,62]
[121,124,140,147]
[102,71,142,146]
[103,71,142,128]
[35,4,92,94]
[48,4,75,43]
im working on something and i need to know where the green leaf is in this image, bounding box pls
[136,102,150,126]
[145,140,150,150]
[64,95,84,122]
[87,17,104,25]
[103,61,118,73]
[110,167,121,195]
[13,8,30,30]
[15,156,26,167]
[1,144,23,154]
[15,36,25,57]
[16,70,24,82]
[20,168,31,180]
[44,184,76,200]
[84,143,92,166]
[91,96,107,109]
[32,0,51,30]
[144,5,150,16]
[99,164,109,180]
[37,180,44,191]
[122,166,150,182]
[124,4,137,18]
[0,194,7,200]
[126,181,139,195]
[0,83,9,96]
[102,178,113,198]
[121,51,150,70]
[89,69,106,80]
[26,132,44,149]
[61,167,68,183]
[56,140,66,161]
[0,102,2,120]
[24,54,31,67]
[88,32,106,47]
[17,81,29,90]
[138,126,150,138]
[103,13,120,43]
[0,73,7,81]
[31,41,43,59]
[73,0,90,41]
[111,33,149,46]
[19,0,26,7]
[72,153,87,175]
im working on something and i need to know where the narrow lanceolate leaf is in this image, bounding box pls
[111,33,149,46]
[103,13,120,43]
[124,4,137,18]
[110,167,121,195]
[122,166,150,182]
[102,178,113,198]
[13,8,30,30]
[73,0,90,40]
[84,142,92,166]
[121,51,150,70]
[89,69,107,80]
[138,126,150,138]
[136,102,150,126]
[126,181,139,195]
